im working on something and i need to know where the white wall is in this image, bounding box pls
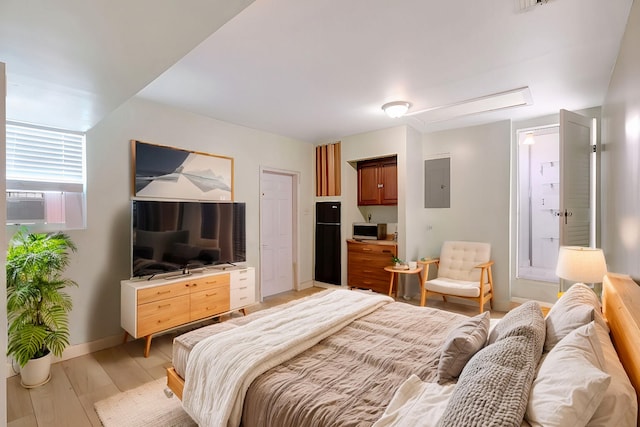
[601,0,640,280]
[61,97,314,345]
[420,120,512,311]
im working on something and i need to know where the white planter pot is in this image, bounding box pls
[20,352,52,388]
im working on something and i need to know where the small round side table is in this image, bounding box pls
[383,265,423,298]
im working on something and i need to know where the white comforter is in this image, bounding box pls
[182,289,394,427]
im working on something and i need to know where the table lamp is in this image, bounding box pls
[555,246,607,295]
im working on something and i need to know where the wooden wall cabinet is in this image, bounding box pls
[121,267,255,356]
[347,240,397,294]
[357,156,397,206]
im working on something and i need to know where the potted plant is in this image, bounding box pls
[6,227,77,388]
[391,256,405,268]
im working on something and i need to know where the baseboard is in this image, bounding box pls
[54,333,124,364]
[312,281,344,289]
[6,332,125,378]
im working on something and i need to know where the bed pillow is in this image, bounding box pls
[437,311,490,384]
[488,300,545,348]
[544,283,608,352]
[526,322,611,427]
[438,333,543,427]
[586,323,637,427]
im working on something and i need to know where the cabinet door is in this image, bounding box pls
[380,162,398,205]
[357,163,380,205]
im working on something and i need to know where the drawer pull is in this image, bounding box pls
[157,303,171,309]
[206,292,218,297]
[382,250,391,254]
[240,297,248,300]
[191,283,198,288]
[205,280,218,285]
[363,270,374,273]
[239,286,248,290]
[157,290,171,295]
[157,318,170,324]
[363,281,373,285]
[239,278,247,282]
[362,248,372,252]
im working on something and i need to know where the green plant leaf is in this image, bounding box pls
[6,228,77,366]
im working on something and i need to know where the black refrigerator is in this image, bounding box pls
[315,201,341,285]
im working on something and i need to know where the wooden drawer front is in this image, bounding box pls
[348,252,392,269]
[189,274,230,293]
[137,296,190,337]
[348,268,391,288]
[190,287,230,321]
[137,282,190,305]
[347,273,389,294]
[347,243,396,257]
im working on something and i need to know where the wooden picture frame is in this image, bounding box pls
[131,140,234,201]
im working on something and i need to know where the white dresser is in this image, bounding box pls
[121,266,256,356]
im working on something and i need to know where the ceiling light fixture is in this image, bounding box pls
[382,101,411,118]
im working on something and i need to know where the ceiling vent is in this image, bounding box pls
[519,0,551,11]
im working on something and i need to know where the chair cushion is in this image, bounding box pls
[438,241,491,282]
[425,278,481,298]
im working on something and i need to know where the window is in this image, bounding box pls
[6,122,86,229]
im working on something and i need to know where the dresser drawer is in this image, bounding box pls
[347,243,396,257]
[348,252,393,269]
[189,274,230,293]
[137,295,190,336]
[347,274,389,294]
[230,281,255,309]
[137,282,190,305]
[190,287,230,321]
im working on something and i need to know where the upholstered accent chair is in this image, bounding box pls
[418,241,494,313]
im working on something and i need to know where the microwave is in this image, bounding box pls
[353,223,387,240]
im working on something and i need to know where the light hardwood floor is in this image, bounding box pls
[6,286,506,427]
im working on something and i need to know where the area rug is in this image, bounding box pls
[94,378,196,426]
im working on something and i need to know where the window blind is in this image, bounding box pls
[6,122,85,192]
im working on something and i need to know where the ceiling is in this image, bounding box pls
[0,0,633,143]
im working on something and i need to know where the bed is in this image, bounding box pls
[166,273,640,427]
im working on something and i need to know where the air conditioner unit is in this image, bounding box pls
[7,197,46,223]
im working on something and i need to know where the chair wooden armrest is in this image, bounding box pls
[474,260,494,269]
[418,258,440,266]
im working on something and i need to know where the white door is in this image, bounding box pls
[260,171,294,297]
[559,109,595,248]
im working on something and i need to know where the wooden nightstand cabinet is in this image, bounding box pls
[347,240,397,294]
[121,267,254,357]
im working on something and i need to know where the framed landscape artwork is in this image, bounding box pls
[132,140,234,201]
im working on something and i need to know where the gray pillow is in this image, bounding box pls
[488,300,545,348]
[437,311,490,384]
[544,283,606,352]
[438,333,543,427]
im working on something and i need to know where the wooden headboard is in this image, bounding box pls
[602,273,640,426]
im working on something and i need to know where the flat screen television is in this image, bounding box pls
[131,199,246,278]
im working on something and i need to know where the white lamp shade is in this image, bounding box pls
[555,246,607,284]
[382,101,410,118]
